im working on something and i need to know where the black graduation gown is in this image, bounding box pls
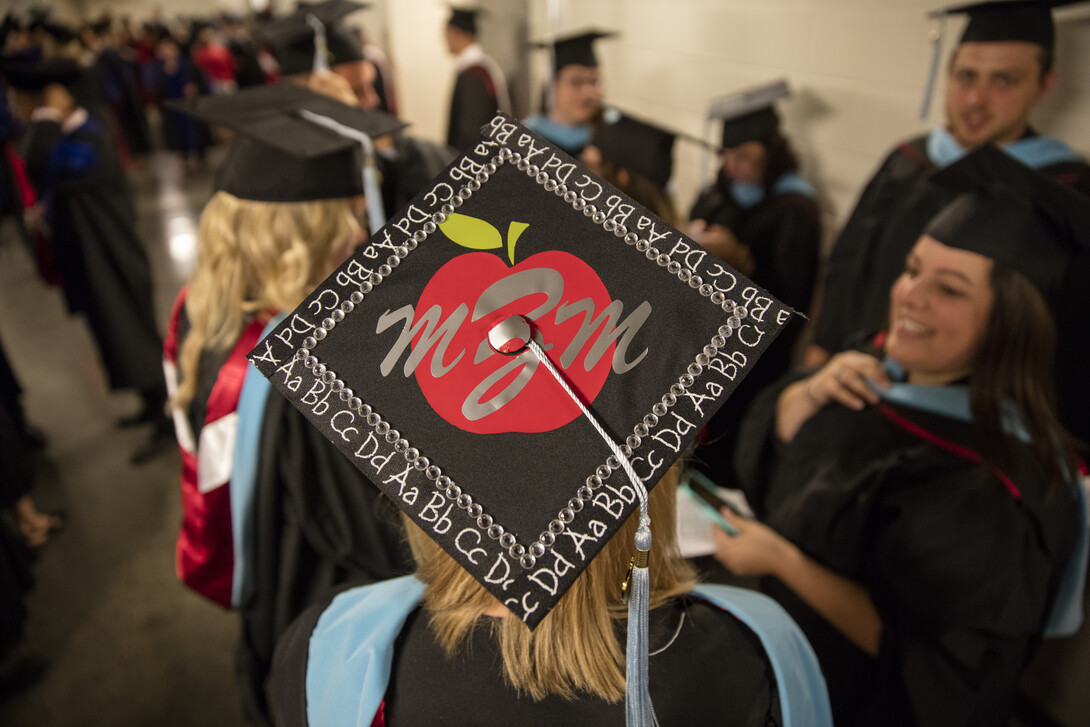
[271,590,782,727]
[811,134,1090,442]
[227,38,267,89]
[734,384,1078,727]
[236,390,414,726]
[377,134,458,222]
[18,114,164,393]
[689,173,821,487]
[447,66,500,152]
[91,47,153,157]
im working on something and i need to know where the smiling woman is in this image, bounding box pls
[884,235,994,386]
[719,145,1088,727]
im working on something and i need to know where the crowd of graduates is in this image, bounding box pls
[1,2,1089,726]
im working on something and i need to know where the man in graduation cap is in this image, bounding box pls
[444,5,511,152]
[163,83,413,727]
[2,57,173,463]
[249,111,832,726]
[809,0,1090,441]
[523,29,615,155]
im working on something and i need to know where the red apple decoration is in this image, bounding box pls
[411,213,616,434]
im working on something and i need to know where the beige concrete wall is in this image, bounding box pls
[524,0,1090,246]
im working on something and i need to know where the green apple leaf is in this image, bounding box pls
[506,221,529,265]
[439,213,503,251]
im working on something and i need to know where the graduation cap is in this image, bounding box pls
[0,57,82,91]
[261,0,368,75]
[0,13,20,49]
[165,82,405,205]
[924,143,1090,293]
[533,29,617,73]
[935,0,1087,48]
[88,16,113,36]
[708,79,790,149]
[919,1,1087,118]
[246,110,794,719]
[38,21,79,46]
[592,108,677,188]
[447,5,482,35]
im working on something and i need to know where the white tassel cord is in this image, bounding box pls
[526,337,657,727]
[296,110,387,234]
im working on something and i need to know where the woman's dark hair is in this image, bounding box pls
[760,133,800,191]
[971,262,1078,491]
[598,159,679,228]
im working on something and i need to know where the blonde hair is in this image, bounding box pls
[403,466,696,702]
[172,190,360,411]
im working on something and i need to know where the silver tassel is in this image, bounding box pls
[625,519,654,727]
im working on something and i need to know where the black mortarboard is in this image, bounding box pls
[26,7,51,32]
[533,29,617,73]
[262,0,368,75]
[88,16,113,36]
[188,17,214,36]
[0,13,20,49]
[935,0,1087,49]
[39,21,79,46]
[592,108,676,188]
[924,144,1090,293]
[448,6,482,35]
[247,111,793,635]
[0,57,82,91]
[165,83,405,202]
[708,79,790,149]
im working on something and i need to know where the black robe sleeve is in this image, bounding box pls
[17,118,63,192]
[810,140,934,354]
[753,193,821,314]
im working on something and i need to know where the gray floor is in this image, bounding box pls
[0,143,1088,727]
[0,149,247,727]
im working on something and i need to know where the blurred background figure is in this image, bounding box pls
[583,108,680,225]
[443,4,511,151]
[524,29,613,155]
[688,80,821,492]
[4,58,172,464]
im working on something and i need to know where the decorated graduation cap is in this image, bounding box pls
[165,82,404,207]
[0,57,82,91]
[534,29,617,73]
[246,111,794,722]
[708,79,790,149]
[262,0,368,75]
[919,1,1087,117]
[447,5,483,35]
[924,143,1090,293]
